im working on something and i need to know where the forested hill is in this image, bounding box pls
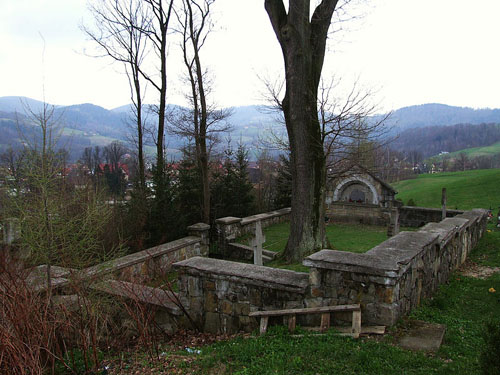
[2,96,500,161]
[385,103,500,131]
[390,123,500,158]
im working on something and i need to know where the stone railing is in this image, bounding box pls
[173,257,308,333]
[303,209,488,326]
[215,208,291,257]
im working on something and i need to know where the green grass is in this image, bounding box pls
[428,141,500,162]
[236,222,399,273]
[393,169,500,210]
[166,223,500,374]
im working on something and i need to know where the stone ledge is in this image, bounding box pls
[367,231,439,267]
[401,206,464,214]
[303,250,400,280]
[239,208,291,226]
[81,236,201,279]
[420,217,469,245]
[173,256,308,293]
[215,217,242,225]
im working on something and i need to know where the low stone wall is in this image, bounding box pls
[84,223,209,283]
[173,257,308,333]
[303,209,488,326]
[173,209,488,333]
[399,206,463,227]
[326,202,390,226]
[215,208,291,257]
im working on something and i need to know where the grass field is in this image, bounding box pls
[393,169,500,210]
[238,222,394,272]
[428,141,500,163]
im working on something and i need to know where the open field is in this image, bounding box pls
[393,169,500,210]
[428,141,500,162]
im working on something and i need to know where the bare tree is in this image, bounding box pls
[265,0,375,261]
[84,0,150,191]
[169,0,231,223]
[140,0,175,182]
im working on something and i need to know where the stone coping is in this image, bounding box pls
[420,217,470,245]
[304,231,440,280]
[400,206,464,214]
[239,208,291,226]
[81,236,201,279]
[173,256,308,294]
[215,216,242,225]
[91,280,182,315]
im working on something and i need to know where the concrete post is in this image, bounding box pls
[441,188,447,220]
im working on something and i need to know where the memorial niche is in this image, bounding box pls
[339,182,375,204]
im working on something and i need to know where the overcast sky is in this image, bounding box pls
[1,0,500,112]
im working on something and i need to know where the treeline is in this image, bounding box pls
[391,123,500,159]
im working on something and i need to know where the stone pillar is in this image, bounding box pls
[187,223,210,257]
[215,217,242,257]
[441,188,447,220]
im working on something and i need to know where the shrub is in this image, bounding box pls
[407,198,417,206]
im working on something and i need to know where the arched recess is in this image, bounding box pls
[333,176,379,205]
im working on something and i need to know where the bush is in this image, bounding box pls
[480,320,500,374]
[407,198,417,206]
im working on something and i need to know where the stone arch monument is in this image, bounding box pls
[326,165,398,226]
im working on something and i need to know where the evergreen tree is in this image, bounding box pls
[273,154,292,209]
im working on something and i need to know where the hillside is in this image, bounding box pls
[2,96,500,161]
[393,169,500,210]
[391,123,500,159]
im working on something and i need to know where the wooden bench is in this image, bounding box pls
[249,304,362,338]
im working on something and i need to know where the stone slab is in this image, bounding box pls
[173,257,308,293]
[397,320,446,352]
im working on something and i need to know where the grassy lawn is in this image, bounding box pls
[428,141,500,162]
[107,223,500,374]
[237,222,395,272]
[393,169,500,210]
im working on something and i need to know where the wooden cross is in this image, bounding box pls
[249,220,265,266]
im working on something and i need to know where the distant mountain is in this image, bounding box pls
[2,96,500,162]
[386,103,500,131]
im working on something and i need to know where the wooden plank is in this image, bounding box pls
[249,304,360,317]
[288,314,296,332]
[320,313,330,333]
[259,316,269,334]
[352,310,362,339]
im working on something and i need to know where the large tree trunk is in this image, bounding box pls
[265,0,338,261]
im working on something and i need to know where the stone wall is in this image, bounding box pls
[399,206,464,227]
[303,209,488,326]
[173,209,487,332]
[215,208,291,257]
[173,257,308,333]
[83,223,210,283]
[326,202,390,226]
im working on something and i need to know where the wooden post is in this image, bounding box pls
[441,188,447,220]
[288,314,296,332]
[352,310,361,339]
[320,313,330,333]
[259,316,269,334]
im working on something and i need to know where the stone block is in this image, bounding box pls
[204,292,218,312]
[188,276,202,297]
[220,300,233,315]
[234,302,250,316]
[203,279,216,291]
[204,312,220,333]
